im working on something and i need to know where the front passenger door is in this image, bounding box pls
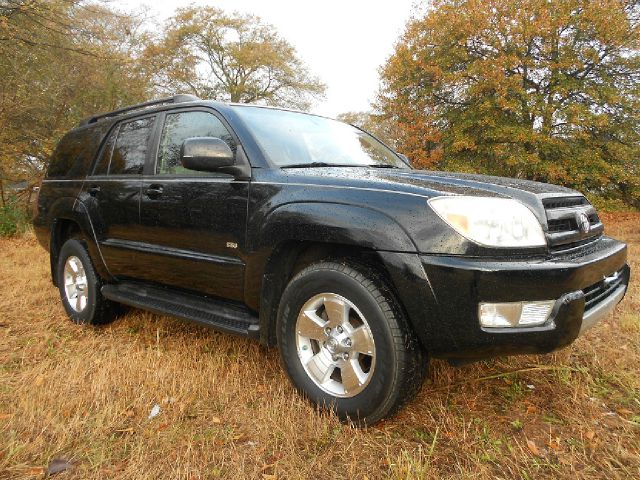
[137,109,249,301]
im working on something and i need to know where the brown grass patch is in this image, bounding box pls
[1,214,639,479]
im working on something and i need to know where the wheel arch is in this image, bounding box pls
[48,198,111,286]
[258,240,410,347]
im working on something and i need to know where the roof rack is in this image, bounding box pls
[78,93,200,127]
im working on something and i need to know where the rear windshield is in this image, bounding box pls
[47,123,111,179]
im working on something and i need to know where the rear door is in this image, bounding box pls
[83,115,157,279]
[137,108,249,301]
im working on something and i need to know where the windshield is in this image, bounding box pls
[233,106,408,168]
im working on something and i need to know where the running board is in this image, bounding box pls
[102,283,260,339]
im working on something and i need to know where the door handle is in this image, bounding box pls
[145,184,164,197]
[88,185,101,196]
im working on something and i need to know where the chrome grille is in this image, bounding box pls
[542,196,603,250]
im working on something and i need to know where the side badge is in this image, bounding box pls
[226,242,238,249]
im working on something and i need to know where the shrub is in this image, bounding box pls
[0,198,29,237]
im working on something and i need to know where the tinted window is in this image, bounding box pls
[92,125,118,175]
[110,117,155,175]
[47,122,111,178]
[157,111,236,175]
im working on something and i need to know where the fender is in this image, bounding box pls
[253,200,457,349]
[252,201,424,346]
[46,196,113,284]
[257,202,417,252]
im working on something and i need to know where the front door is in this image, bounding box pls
[137,108,249,301]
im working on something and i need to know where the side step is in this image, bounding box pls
[102,283,260,339]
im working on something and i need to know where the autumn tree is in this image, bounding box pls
[146,6,326,110]
[336,111,400,148]
[0,1,153,204]
[378,0,640,207]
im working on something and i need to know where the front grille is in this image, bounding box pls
[583,268,624,312]
[543,197,588,209]
[547,213,600,234]
[548,218,574,233]
[542,195,603,251]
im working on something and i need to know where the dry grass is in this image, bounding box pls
[1,213,639,479]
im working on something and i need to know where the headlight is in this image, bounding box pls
[428,196,546,247]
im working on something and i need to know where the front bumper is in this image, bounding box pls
[419,236,629,361]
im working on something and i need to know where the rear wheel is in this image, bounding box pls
[56,237,115,325]
[277,261,427,425]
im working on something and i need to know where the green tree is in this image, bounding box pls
[146,6,326,110]
[378,0,640,207]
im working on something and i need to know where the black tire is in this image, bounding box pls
[277,260,427,425]
[56,237,115,325]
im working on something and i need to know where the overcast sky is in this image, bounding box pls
[113,0,416,117]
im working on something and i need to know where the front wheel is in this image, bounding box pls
[277,261,427,425]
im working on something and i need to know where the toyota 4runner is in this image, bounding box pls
[34,94,630,425]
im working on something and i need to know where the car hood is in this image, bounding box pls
[282,166,576,200]
[277,167,584,225]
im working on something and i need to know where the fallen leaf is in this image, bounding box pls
[47,458,72,476]
[124,409,135,418]
[585,430,596,441]
[211,416,221,424]
[0,413,12,421]
[34,375,44,387]
[527,439,542,457]
[114,427,134,434]
[27,467,45,476]
[526,404,538,415]
[158,423,169,431]
[548,438,561,451]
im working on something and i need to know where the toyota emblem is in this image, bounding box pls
[577,212,590,233]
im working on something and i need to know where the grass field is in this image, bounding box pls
[1,213,638,479]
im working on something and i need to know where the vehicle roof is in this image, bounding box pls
[72,97,335,136]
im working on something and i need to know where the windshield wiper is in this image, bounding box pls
[280,162,401,169]
[280,162,340,168]
[281,162,349,169]
[369,164,400,169]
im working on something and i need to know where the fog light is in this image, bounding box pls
[479,301,555,328]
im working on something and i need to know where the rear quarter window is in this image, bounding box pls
[46,123,111,179]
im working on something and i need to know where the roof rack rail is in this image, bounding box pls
[79,93,200,127]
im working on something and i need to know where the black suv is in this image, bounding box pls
[34,95,630,424]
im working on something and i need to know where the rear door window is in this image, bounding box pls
[108,117,155,175]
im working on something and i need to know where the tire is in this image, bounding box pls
[56,237,115,325]
[277,260,427,425]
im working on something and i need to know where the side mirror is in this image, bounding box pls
[180,137,234,172]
